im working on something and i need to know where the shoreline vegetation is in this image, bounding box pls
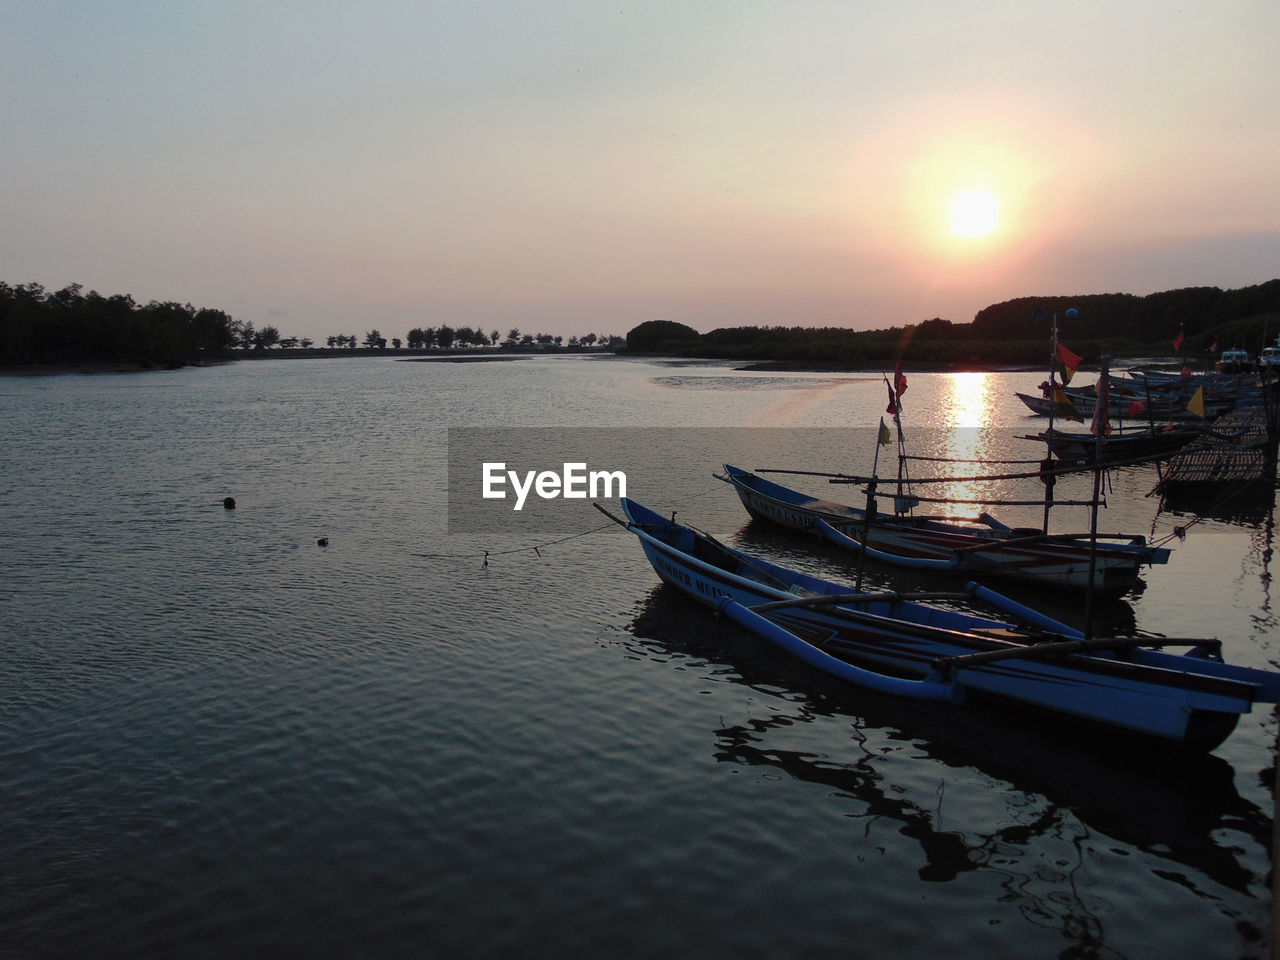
[3,279,1278,376]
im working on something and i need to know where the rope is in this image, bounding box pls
[410,520,617,565]
[413,487,721,566]
[1148,479,1275,548]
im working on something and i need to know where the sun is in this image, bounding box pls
[948,189,999,238]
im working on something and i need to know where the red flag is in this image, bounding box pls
[893,357,908,397]
[1055,342,1082,384]
[1128,400,1145,418]
[885,382,897,415]
[1173,330,1185,351]
[1180,365,1192,381]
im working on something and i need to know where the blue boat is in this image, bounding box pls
[610,497,1280,751]
[717,464,1168,595]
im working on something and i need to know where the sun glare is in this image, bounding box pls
[948,189,999,238]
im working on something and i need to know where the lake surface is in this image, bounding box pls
[2,355,1276,959]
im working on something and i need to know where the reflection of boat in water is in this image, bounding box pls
[626,585,1270,904]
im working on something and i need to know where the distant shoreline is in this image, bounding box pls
[0,350,1188,378]
[733,359,1045,374]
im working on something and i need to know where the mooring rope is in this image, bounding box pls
[412,487,721,566]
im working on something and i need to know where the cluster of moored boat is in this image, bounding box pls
[605,470,1278,751]
[1018,355,1280,465]
[1017,367,1262,422]
[604,349,1280,751]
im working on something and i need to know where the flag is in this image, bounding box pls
[1128,400,1145,418]
[885,382,897,415]
[1180,365,1193,381]
[877,417,892,445]
[1055,342,1081,385]
[1210,340,1219,352]
[893,356,908,398]
[1173,330,1185,351]
[1053,385,1081,421]
[1187,385,1206,418]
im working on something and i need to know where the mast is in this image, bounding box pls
[1041,312,1060,533]
[892,381,911,515]
[1083,354,1111,640]
[854,419,888,592]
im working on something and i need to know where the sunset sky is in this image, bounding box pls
[4,2,1278,342]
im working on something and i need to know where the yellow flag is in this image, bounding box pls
[878,417,892,445]
[1187,385,1205,418]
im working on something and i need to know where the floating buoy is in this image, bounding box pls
[317,537,328,547]
[223,497,236,510]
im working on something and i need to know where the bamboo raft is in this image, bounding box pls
[1157,405,1280,490]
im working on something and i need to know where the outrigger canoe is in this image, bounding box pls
[716,464,1168,595]
[1026,424,1202,465]
[609,498,1280,751]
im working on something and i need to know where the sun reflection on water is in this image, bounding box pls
[934,372,1002,521]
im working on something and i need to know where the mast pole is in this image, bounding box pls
[1042,312,1059,533]
[854,423,885,592]
[1083,355,1110,641]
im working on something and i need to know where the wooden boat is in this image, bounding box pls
[716,464,1169,595]
[1027,424,1202,464]
[1015,388,1231,420]
[610,498,1280,751]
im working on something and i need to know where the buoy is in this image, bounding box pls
[223,497,236,510]
[317,537,328,547]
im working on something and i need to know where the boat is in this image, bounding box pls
[608,497,1280,751]
[1026,423,1202,464]
[1260,337,1280,369]
[1015,387,1232,421]
[1215,348,1252,374]
[716,464,1169,595]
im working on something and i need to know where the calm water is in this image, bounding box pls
[1,355,1276,959]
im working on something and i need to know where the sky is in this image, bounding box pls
[4,1,1279,343]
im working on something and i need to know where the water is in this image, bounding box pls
[1,356,1276,959]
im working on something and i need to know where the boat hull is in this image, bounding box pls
[1032,425,1201,464]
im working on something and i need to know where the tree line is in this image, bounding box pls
[0,282,247,367]
[328,327,625,351]
[624,280,1280,366]
[401,326,622,350]
[11,275,1275,371]
[0,281,628,368]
